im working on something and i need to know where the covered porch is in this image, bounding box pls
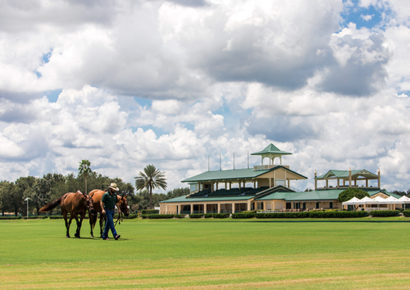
[160,201,251,214]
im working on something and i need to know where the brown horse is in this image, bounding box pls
[40,191,95,238]
[88,189,129,238]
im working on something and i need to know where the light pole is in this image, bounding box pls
[24,197,31,219]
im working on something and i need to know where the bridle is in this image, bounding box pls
[114,195,126,226]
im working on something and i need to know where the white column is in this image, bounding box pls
[190,204,194,214]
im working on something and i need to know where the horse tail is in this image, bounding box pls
[39,195,64,212]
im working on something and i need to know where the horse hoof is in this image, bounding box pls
[75,234,80,238]
[66,235,70,238]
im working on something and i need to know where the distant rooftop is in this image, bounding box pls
[317,169,378,179]
[251,143,292,156]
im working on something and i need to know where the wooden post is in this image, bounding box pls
[378,169,381,188]
[232,203,235,213]
[204,204,207,214]
[217,203,221,214]
[349,168,352,187]
[314,170,317,190]
[190,204,194,214]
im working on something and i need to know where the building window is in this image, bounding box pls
[302,202,306,210]
[316,202,320,209]
[295,203,300,209]
[286,202,291,209]
[189,183,198,193]
[329,202,333,209]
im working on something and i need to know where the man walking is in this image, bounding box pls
[101,183,121,240]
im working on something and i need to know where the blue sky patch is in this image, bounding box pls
[45,89,62,102]
[341,0,391,30]
[134,96,152,108]
[42,49,53,64]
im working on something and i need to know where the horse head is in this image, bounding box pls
[85,194,96,216]
[117,194,129,217]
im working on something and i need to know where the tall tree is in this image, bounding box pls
[135,164,167,209]
[78,160,92,194]
[16,176,37,216]
[0,181,20,215]
[338,188,369,202]
[33,177,52,214]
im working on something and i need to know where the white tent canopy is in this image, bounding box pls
[385,196,400,204]
[342,197,361,206]
[360,196,374,204]
[373,196,389,204]
[399,195,410,203]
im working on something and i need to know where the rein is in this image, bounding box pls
[115,208,123,226]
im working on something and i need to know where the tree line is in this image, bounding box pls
[0,161,188,216]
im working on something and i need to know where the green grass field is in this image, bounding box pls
[1,218,410,289]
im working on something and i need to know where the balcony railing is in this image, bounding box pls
[254,164,289,170]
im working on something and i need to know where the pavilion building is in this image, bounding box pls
[160,144,396,214]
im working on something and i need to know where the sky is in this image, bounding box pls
[0,0,409,192]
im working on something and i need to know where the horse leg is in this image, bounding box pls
[89,213,96,238]
[76,211,85,238]
[67,214,73,238]
[99,213,105,238]
[63,210,70,238]
[74,215,81,238]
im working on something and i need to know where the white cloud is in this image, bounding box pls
[0,0,409,193]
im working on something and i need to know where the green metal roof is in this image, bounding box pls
[182,166,307,183]
[256,189,344,201]
[182,168,268,183]
[317,169,378,179]
[251,143,292,156]
[160,195,254,203]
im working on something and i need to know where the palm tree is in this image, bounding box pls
[135,164,167,209]
[78,160,91,195]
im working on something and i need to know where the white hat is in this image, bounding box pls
[109,183,119,192]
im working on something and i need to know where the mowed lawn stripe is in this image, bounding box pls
[1,219,410,288]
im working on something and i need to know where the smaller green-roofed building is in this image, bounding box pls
[314,169,380,190]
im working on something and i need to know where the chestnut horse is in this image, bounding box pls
[88,189,129,238]
[40,191,95,238]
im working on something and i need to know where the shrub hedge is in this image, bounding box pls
[232,212,256,218]
[124,214,138,219]
[307,210,368,218]
[141,209,159,215]
[0,216,22,220]
[189,213,204,218]
[256,212,308,218]
[174,214,186,219]
[403,210,410,217]
[204,213,229,219]
[141,214,174,219]
[369,210,400,217]
[255,211,369,218]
